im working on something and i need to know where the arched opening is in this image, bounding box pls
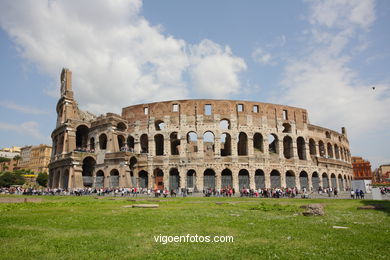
[82,157,95,187]
[282,123,292,133]
[327,143,334,158]
[169,168,180,191]
[76,125,89,149]
[95,170,104,188]
[299,171,308,190]
[312,172,320,191]
[325,131,331,138]
[237,132,248,155]
[187,170,196,189]
[62,170,69,189]
[203,169,216,189]
[109,169,120,188]
[220,133,231,156]
[170,132,180,155]
[334,144,340,159]
[221,168,233,188]
[238,169,250,190]
[270,170,281,188]
[99,134,107,150]
[127,135,135,151]
[140,134,148,153]
[253,133,263,154]
[283,136,293,159]
[268,134,279,154]
[155,120,165,131]
[117,135,125,151]
[187,132,198,153]
[203,131,215,155]
[117,122,126,131]
[89,137,95,151]
[154,168,164,190]
[139,171,148,188]
[309,139,316,155]
[220,119,230,130]
[155,134,164,156]
[319,141,326,157]
[331,173,337,188]
[322,173,329,188]
[255,169,265,189]
[338,174,344,190]
[297,137,306,160]
[286,170,295,188]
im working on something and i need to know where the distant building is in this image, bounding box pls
[0,149,20,159]
[376,164,390,183]
[351,156,373,180]
[18,144,52,174]
[19,146,32,169]
[0,158,20,172]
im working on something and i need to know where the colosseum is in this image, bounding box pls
[48,68,353,192]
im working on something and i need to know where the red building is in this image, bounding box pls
[351,156,373,180]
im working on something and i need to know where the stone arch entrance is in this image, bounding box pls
[255,169,265,189]
[203,169,216,189]
[187,170,196,189]
[82,157,95,187]
[109,169,120,188]
[331,173,337,189]
[61,170,69,189]
[169,168,180,191]
[312,172,320,191]
[299,171,308,190]
[221,168,233,188]
[94,170,104,188]
[270,170,281,188]
[139,170,148,188]
[154,168,164,190]
[238,169,250,190]
[286,170,295,188]
[322,173,329,188]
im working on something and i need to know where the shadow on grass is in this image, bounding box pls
[359,200,390,216]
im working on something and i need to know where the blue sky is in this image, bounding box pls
[0,0,389,168]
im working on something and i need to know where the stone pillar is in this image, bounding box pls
[107,131,114,153]
[295,174,301,190]
[197,136,204,158]
[148,166,154,190]
[163,168,169,190]
[308,173,313,191]
[214,136,221,157]
[292,140,298,159]
[197,168,204,192]
[249,170,255,189]
[149,137,156,156]
[231,135,238,157]
[179,167,186,189]
[280,171,286,188]
[134,138,141,154]
[305,142,311,161]
[232,170,239,192]
[73,166,83,189]
[179,135,186,158]
[165,135,170,156]
[248,135,254,156]
[216,170,221,190]
[264,170,271,189]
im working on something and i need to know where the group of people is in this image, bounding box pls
[350,189,365,199]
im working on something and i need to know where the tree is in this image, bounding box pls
[0,171,25,187]
[0,157,11,163]
[36,172,48,187]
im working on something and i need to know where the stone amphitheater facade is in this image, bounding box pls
[48,69,353,191]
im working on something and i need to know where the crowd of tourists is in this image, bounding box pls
[1,185,389,199]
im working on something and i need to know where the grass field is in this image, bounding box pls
[0,195,389,259]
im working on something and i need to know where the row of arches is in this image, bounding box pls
[309,138,351,162]
[64,157,352,191]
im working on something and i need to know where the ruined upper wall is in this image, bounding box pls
[122,99,309,130]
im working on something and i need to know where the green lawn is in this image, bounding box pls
[0,195,389,259]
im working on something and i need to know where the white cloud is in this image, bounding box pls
[0,100,49,115]
[277,0,390,164]
[0,0,246,114]
[252,48,273,65]
[189,40,247,98]
[0,121,48,142]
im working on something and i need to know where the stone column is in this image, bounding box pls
[149,137,156,156]
[179,167,186,189]
[165,135,170,156]
[248,135,254,156]
[280,171,286,188]
[216,170,221,190]
[214,136,221,157]
[264,170,271,189]
[295,174,301,190]
[232,170,239,192]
